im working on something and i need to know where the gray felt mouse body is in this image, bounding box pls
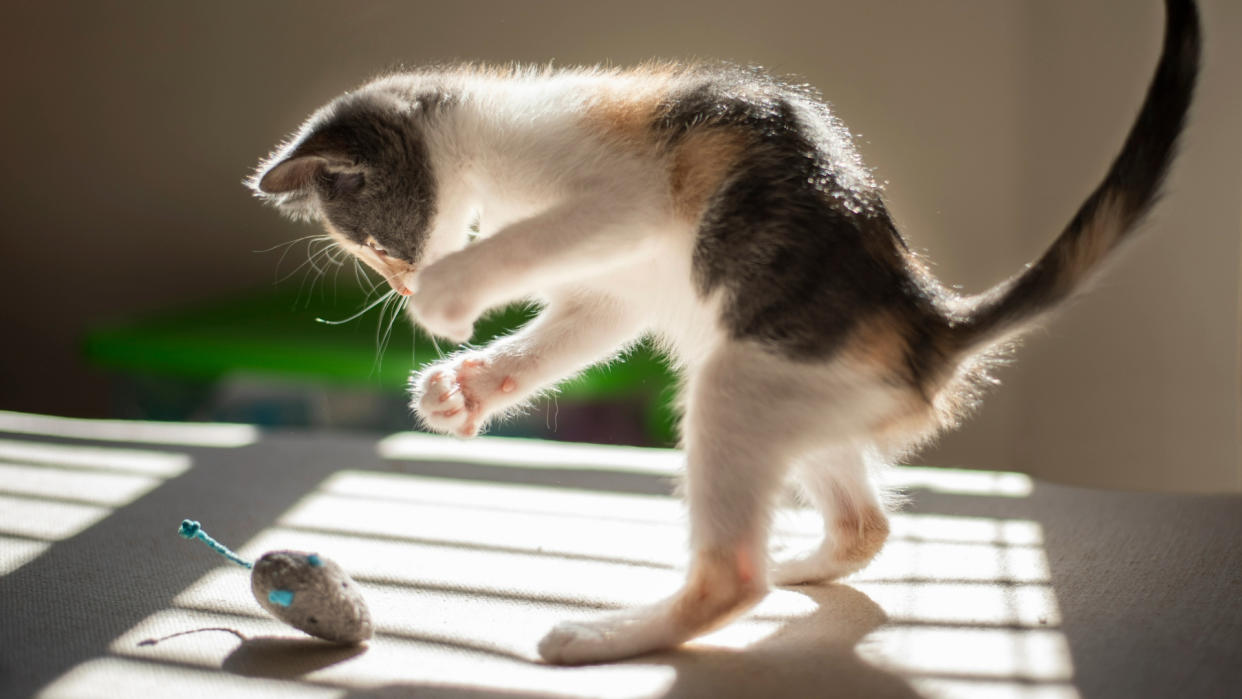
[251,550,373,644]
[178,520,373,645]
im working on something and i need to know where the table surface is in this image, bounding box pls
[1,410,1239,699]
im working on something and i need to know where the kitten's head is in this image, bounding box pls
[249,90,436,294]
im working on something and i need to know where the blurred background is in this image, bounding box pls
[0,0,1237,492]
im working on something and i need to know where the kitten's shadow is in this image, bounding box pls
[222,636,369,679]
[342,582,923,699]
[648,583,922,698]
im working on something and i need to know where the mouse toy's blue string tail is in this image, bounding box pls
[178,519,253,570]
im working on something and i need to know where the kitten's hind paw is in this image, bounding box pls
[771,545,853,586]
[771,512,889,586]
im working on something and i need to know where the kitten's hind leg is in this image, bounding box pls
[772,446,891,586]
[538,345,801,664]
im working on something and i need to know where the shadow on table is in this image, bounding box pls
[337,584,920,699]
[222,636,370,679]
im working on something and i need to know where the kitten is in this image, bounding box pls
[250,0,1199,664]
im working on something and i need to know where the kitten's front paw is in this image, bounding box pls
[411,354,519,438]
[409,262,480,344]
[538,621,616,665]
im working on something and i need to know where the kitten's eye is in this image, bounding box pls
[365,239,389,257]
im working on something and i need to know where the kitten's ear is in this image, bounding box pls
[254,127,358,195]
[256,155,326,194]
[256,153,354,195]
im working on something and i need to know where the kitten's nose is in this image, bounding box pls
[388,277,412,296]
[394,270,418,296]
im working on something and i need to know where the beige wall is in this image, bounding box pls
[0,1,1236,491]
[1003,0,1241,492]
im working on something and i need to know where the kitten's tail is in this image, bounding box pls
[949,0,1200,356]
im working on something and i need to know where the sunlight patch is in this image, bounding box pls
[0,462,162,507]
[850,515,1078,696]
[0,494,111,541]
[691,619,783,650]
[275,487,687,569]
[860,537,1051,583]
[37,656,342,699]
[0,534,51,575]
[0,410,259,448]
[0,439,190,477]
[321,469,684,524]
[862,625,1074,681]
[378,431,683,474]
[909,677,1080,699]
[854,581,1061,627]
[887,465,1033,497]
[0,439,192,576]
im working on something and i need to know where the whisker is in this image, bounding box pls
[324,248,348,267]
[310,241,347,303]
[295,262,316,308]
[330,249,346,303]
[269,235,332,283]
[316,289,397,325]
[302,246,339,307]
[303,240,331,276]
[387,298,407,355]
[359,276,392,307]
[373,293,395,372]
[373,294,405,375]
[348,256,384,298]
[276,239,340,286]
[254,234,329,255]
[410,323,419,366]
[314,238,349,268]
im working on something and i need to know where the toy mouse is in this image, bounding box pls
[178,519,373,644]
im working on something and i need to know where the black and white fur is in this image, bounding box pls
[251,0,1199,664]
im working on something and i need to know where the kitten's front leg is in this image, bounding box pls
[411,294,642,438]
[538,345,795,664]
[409,197,658,343]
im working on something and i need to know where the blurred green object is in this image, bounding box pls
[83,284,678,445]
